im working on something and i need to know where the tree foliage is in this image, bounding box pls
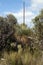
[0,14,17,51]
[32,10,43,41]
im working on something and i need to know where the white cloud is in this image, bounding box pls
[30,0,43,11]
[4,9,35,27]
[3,0,43,27]
[32,0,43,4]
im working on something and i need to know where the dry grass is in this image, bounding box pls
[0,47,43,65]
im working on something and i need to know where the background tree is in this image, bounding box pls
[32,10,43,41]
[7,14,17,26]
[32,10,43,50]
[0,14,17,51]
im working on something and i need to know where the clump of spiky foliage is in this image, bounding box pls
[0,47,42,65]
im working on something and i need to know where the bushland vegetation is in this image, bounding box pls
[0,10,43,65]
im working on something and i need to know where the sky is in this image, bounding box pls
[0,0,43,27]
